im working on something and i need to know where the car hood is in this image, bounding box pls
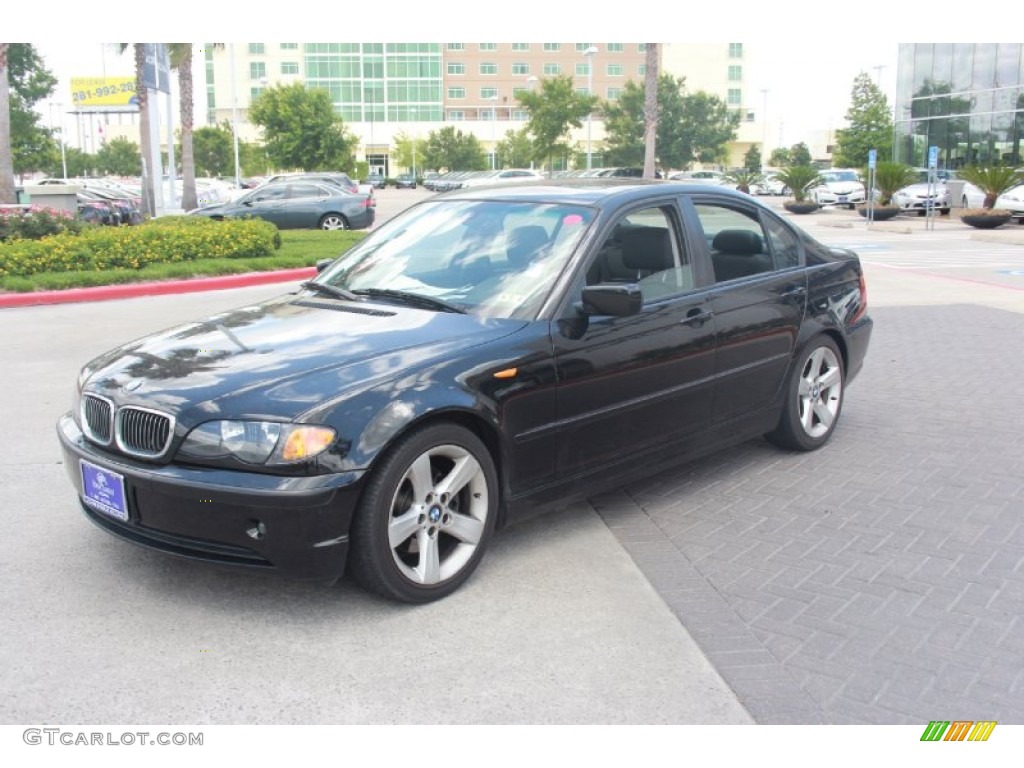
[897,182,947,195]
[821,182,863,194]
[80,294,525,427]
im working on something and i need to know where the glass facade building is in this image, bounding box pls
[895,43,1024,169]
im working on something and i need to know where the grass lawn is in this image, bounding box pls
[0,229,366,293]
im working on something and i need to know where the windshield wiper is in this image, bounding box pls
[351,288,466,314]
[301,280,360,302]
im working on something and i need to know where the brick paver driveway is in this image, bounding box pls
[594,220,1024,724]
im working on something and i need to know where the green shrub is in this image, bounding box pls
[0,217,280,278]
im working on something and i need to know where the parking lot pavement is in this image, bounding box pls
[0,285,751,725]
[595,234,1024,724]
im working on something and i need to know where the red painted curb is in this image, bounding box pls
[0,267,317,309]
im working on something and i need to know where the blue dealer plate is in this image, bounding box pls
[81,460,129,522]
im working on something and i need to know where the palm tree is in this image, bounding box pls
[724,168,765,195]
[871,162,917,206]
[119,44,155,217]
[167,44,197,211]
[0,43,16,204]
[774,165,822,204]
[642,43,659,180]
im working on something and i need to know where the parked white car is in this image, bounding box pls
[995,184,1024,220]
[891,170,951,215]
[456,169,545,188]
[812,169,866,209]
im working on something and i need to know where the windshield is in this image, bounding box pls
[317,199,595,320]
[821,171,860,183]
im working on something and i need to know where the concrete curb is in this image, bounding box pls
[0,267,316,309]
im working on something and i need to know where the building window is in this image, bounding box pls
[543,43,561,52]
[728,65,742,81]
[512,63,530,75]
[606,43,624,53]
[447,43,464,51]
[480,87,498,99]
[576,63,590,76]
[638,64,646,76]
[480,108,497,120]
[607,63,623,76]
[447,62,465,75]
[513,87,529,98]
[250,87,264,100]
[250,62,266,80]
[480,62,498,75]
[729,43,743,58]
[280,43,298,50]
[544,63,561,75]
[728,88,742,106]
[281,62,299,75]
[512,43,530,51]
[638,44,648,52]
[248,43,264,55]
[448,87,465,99]
[512,109,528,120]
[479,43,497,51]
[575,87,590,96]
[448,110,464,120]
[606,87,623,99]
[576,43,592,52]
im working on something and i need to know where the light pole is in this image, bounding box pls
[411,107,417,181]
[229,43,240,189]
[583,46,598,170]
[486,95,498,170]
[525,77,539,169]
[49,102,68,179]
[761,89,769,171]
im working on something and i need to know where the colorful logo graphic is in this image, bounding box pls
[920,721,997,742]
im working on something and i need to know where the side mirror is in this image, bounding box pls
[580,285,642,317]
[315,258,334,273]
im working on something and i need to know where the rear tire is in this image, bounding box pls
[319,214,348,230]
[766,336,845,452]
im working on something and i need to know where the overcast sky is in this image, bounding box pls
[10,4,1009,151]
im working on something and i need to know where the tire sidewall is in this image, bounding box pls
[349,423,498,603]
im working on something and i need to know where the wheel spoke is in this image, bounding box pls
[807,348,825,377]
[800,397,815,432]
[434,454,480,498]
[388,509,421,548]
[813,399,834,428]
[415,530,440,584]
[818,366,841,390]
[798,376,812,396]
[446,512,484,545]
[406,453,434,501]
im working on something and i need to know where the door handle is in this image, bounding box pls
[681,307,713,327]
[782,284,806,298]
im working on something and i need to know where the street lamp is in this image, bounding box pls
[486,95,498,170]
[229,43,241,189]
[761,89,769,171]
[49,102,68,179]
[583,46,598,170]
[411,107,417,181]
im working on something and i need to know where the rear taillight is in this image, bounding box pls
[852,272,868,322]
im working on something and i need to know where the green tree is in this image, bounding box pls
[96,136,141,176]
[744,144,761,171]
[4,44,59,182]
[602,75,739,170]
[421,125,487,172]
[833,72,893,168]
[390,131,428,172]
[789,142,812,166]
[45,146,95,178]
[496,127,535,169]
[248,83,357,171]
[768,147,792,166]
[517,75,597,172]
[188,123,235,177]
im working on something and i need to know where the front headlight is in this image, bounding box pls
[178,420,336,465]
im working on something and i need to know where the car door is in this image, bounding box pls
[682,196,807,424]
[551,202,717,480]
[282,183,331,228]
[242,185,289,226]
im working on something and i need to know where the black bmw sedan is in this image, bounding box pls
[59,181,872,603]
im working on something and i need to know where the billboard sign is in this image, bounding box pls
[70,77,139,109]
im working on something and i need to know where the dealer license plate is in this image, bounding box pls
[838,195,848,203]
[81,460,129,522]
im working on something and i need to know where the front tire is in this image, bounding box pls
[348,423,498,603]
[319,214,349,230]
[766,336,845,451]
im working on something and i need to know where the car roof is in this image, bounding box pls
[432,178,749,206]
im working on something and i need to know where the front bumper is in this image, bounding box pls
[57,413,366,583]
